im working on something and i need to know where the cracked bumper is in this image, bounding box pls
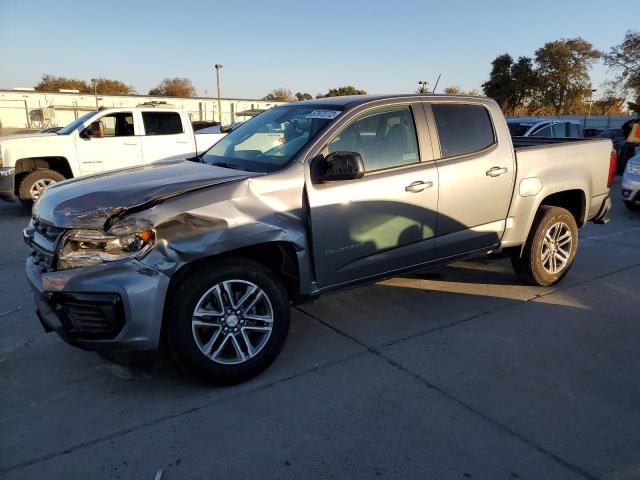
[26,256,171,352]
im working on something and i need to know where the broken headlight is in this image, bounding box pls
[57,229,155,270]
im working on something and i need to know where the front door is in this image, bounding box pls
[76,111,142,174]
[426,102,515,258]
[306,104,439,289]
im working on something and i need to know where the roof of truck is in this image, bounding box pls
[288,93,487,108]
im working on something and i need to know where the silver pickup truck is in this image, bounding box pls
[24,94,616,384]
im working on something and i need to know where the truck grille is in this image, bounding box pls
[25,217,66,273]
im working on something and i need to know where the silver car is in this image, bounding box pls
[622,148,640,211]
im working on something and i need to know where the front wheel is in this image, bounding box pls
[18,169,65,206]
[511,206,578,286]
[166,257,290,384]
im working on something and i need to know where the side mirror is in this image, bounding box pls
[81,121,102,138]
[313,151,365,182]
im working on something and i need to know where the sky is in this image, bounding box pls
[0,0,637,100]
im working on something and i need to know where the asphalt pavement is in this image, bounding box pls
[1,179,639,480]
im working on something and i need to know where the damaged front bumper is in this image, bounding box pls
[26,256,171,352]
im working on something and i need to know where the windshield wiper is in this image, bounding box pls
[209,161,250,172]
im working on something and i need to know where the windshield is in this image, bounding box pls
[201,105,342,173]
[57,111,97,135]
[507,123,532,136]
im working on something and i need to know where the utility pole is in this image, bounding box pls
[91,78,99,109]
[588,88,597,117]
[215,64,223,124]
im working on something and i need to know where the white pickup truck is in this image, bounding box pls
[0,106,226,205]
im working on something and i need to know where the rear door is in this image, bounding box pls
[306,103,439,289]
[140,111,195,163]
[425,102,515,257]
[75,110,142,174]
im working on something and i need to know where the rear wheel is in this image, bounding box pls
[166,257,290,384]
[18,169,65,206]
[511,206,578,286]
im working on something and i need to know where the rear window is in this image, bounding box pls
[432,104,495,158]
[142,112,184,135]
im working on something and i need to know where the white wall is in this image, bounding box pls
[0,90,284,130]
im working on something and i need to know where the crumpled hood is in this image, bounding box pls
[34,160,257,228]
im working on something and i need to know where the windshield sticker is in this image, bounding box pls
[305,110,342,120]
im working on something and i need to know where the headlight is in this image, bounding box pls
[57,228,155,270]
[625,160,640,176]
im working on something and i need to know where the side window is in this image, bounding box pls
[97,112,134,137]
[142,112,184,135]
[552,122,567,138]
[532,125,552,137]
[431,104,495,157]
[327,106,419,171]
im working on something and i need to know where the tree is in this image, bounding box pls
[534,38,601,115]
[443,86,479,96]
[604,31,640,101]
[443,86,463,94]
[482,54,537,115]
[263,88,295,102]
[35,74,90,93]
[93,77,135,95]
[321,86,367,97]
[628,97,640,114]
[295,92,313,101]
[149,77,197,97]
[591,90,627,115]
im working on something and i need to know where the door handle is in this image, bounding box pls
[405,180,433,193]
[124,141,138,146]
[486,166,508,177]
[176,140,190,144]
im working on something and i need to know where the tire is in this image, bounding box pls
[18,169,65,206]
[623,200,640,212]
[166,257,291,384]
[511,206,578,286]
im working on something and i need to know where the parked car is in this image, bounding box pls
[0,106,226,205]
[507,118,583,138]
[621,147,640,211]
[24,94,615,384]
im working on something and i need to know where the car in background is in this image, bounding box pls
[584,128,602,138]
[507,118,583,138]
[622,147,640,211]
[0,106,227,206]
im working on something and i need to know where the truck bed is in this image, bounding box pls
[512,136,600,150]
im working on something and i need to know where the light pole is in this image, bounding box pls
[215,64,223,124]
[588,88,597,117]
[91,78,99,109]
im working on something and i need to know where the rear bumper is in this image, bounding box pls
[590,195,611,224]
[0,167,15,202]
[26,256,171,352]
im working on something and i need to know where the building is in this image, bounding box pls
[0,89,284,132]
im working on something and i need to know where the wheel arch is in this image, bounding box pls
[14,157,73,192]
[163,241,301,321]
